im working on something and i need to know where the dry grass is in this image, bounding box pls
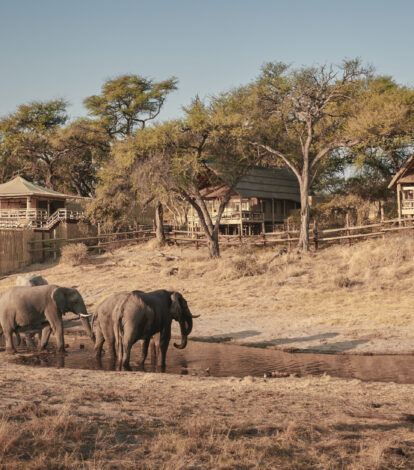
[60,243,89,267]
[0,363,413,469]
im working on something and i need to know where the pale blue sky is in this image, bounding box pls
[0,0,413,121]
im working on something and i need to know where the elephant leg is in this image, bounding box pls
[55,321,65,352]
[151,333,160,365]
[141,338,150,365]
[5,330,16,354]
[122,336,135,370]
[94,327,105,358]
[39,327,52,351]
[158,332,171,369]
[24,332,37,350]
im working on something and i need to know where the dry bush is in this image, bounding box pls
[60,243,88,266]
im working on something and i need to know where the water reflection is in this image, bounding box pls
[6,337,414,384]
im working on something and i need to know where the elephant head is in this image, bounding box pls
[51,287,95,341]
[169,292,199,350]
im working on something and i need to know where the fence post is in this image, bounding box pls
[262,232,266,247]
[287,220,291,251]
[195,233,199,250]
[313,219,319,251]
[346,212,351,247]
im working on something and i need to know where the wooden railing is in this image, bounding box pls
[0,209,84,229]
[168,218,414,250]
[28,229,155,255]
[0,209,48,220]
[25,217,414,258]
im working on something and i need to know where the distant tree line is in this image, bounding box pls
[0,59,413,256]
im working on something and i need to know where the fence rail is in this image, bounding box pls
[23,217,414,259]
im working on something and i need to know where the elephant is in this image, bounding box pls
[92,291,131,359]
[14,273,49,348]
[113,289,199,370]
[0,285,94,354]
[15,273,48,287]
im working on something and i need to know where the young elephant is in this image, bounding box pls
[0,285,94,353]
[114,290,199,370]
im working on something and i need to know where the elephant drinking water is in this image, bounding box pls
[0,285,94,353]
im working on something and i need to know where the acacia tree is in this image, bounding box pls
[85,74,178,236]
[84,74,178,138]
[248,59,374,251]
[110,96,257,258]
[0,101,109,194]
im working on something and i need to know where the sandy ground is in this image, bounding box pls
[1,239,414,468]
[1,239,414,355]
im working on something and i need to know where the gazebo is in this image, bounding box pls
[0,176,83,229]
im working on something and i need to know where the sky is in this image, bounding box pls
[0,0,413,122]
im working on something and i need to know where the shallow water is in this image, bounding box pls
[7,336,414,384]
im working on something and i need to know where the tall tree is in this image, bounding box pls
[109,96,257,258]
[0,101,110,195]
[84,74,178,138]
[248,59,372,251]
[0,100,68,188]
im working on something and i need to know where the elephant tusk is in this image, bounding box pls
[191,314,200,318]
[79,313,92,318]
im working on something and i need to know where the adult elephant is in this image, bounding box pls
[0,285,94,353]
[112,290,198,370]
[93,291,132,359]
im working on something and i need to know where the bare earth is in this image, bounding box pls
[0,237,413,468]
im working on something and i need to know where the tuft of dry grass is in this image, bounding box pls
[60,243,89,267]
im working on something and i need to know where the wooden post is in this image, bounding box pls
[239,196,243,238]
[397,183,402,226]
[313,219,319,251]
[287,220,291,251]
[271,199,275,232]
[53,228,57,261]
[97,223,101,254]
[195,232,199,250]
[262,232,266,247]
[346,212,351,247]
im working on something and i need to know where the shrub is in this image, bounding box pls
[60,243,88,266]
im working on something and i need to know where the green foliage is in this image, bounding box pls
[0,101,110,195]
[84,74,178,137]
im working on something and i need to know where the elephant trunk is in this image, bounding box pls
[76,302,95,343]
[173,318,188,349]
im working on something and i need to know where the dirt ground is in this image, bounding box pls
[0,237,414,468]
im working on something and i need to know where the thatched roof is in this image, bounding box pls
[0,176,69,199]
[388,153,414,189]
[201,166,300,202]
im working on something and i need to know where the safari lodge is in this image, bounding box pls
[188,166,301,235]
[388,153,414,221]
[0,176,83,229]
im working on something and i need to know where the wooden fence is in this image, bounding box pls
[1,218,413,276]
[27,229,155,258]
[167,218,414,249]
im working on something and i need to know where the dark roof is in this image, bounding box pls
[235,166,300,202]
[0,176,69,199]
[200,166,300,202]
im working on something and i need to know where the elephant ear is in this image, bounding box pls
[52,287,75,315]
[51,287,70,315]
[170,292,181,321]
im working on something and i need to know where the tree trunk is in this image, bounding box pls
[155,202,166,245]
[298,179,310,252]
[207,231,220,259]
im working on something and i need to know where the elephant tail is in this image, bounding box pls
[113,297,128,366]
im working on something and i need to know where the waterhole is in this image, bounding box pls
[7,336,414,384]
